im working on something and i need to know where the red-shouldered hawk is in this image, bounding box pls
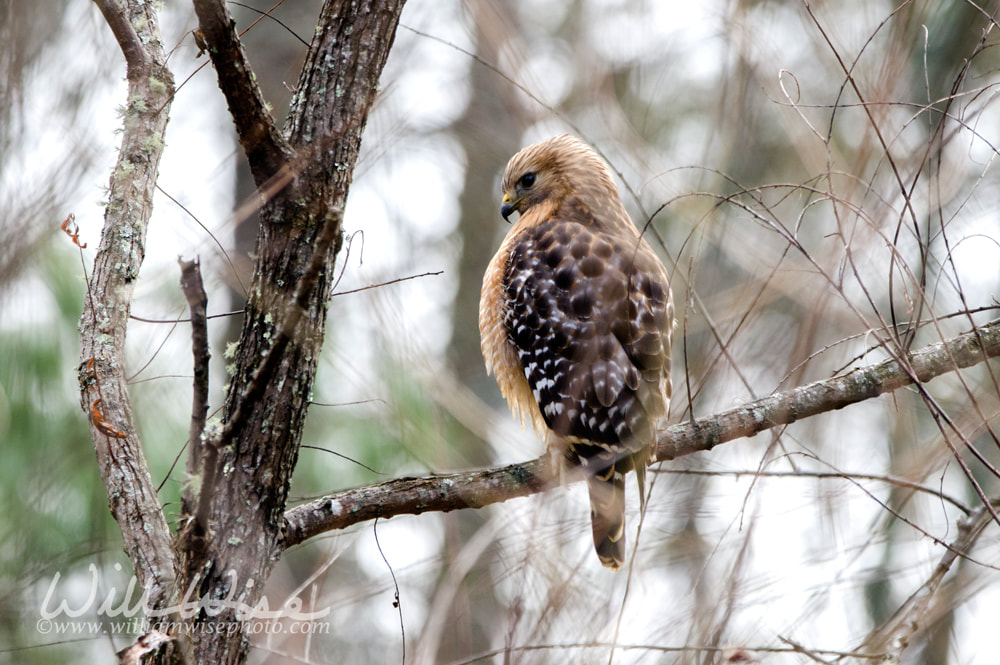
[480,134,673,571]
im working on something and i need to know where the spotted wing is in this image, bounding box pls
[502,212,672,456]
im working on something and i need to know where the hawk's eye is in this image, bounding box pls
[518,172,536,189]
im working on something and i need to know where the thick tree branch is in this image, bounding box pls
[93,0,149,74]
[283,459,553,548]
[282,319,1000,547]
[81,0,177,612]
[180,1,408,661]
[218,207,342,446]
[191,0,291,185]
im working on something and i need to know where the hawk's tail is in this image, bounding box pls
[587,462,627,571]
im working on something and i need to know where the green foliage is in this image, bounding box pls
[0,242,118,663]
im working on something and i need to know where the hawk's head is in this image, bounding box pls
[500,134,619,223]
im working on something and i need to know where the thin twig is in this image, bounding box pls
[444,640,884,665]
[130,310,244,324]
[650,467,970,514]
[158,185,248,296]
[331,270,444,297]
[374,519,405,665]
[300,445,386,476]
[229,0,307,46]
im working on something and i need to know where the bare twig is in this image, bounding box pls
[374,519,405,665]
[776,635,837,665]
[177,257,216,535]
[331,270,444,297]
[130,310,244,324]
[444,641,883,664]
[178,257,210,460]
[283,319,1000,546]
[159,185,248,295]
[650,467,970,514]
[229,1,307,46]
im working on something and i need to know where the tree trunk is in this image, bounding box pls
[179,1,407,662]
[86,0,407,662]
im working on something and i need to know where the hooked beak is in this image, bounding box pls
[500,193,517,222]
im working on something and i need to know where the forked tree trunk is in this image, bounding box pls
[83,1,407,662]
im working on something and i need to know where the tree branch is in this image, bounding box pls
[93,0,150,75]
[282,319,1000,547]
[653,318,1000,461]
[178,257,213,536]
[179,257,210,457]
[80,0,177,612]
[191,0,291,185]
[180,1,409,661]
[283,459,553,548]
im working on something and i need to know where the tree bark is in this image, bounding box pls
[81,0,178,623]
[176,1,407,663]
[86,0,407,662]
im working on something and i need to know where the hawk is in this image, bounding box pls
[479,134,673,570]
